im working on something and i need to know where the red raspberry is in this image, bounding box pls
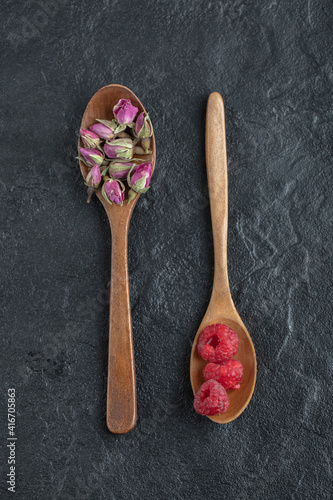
[193,380,230,416]
[203,360,243,390]
[197,323,239,363]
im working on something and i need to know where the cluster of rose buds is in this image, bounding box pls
[77,98,153,205]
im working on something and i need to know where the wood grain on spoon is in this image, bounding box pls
[190,92,256,423]
[78,85,156,434]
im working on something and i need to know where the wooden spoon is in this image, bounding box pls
[190,92,256,423]
[78,84,156,434]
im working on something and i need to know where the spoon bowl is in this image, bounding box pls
[78,84,156,433]
[191,312,256,423]
[190,92,256,423]
[79,84,156,208]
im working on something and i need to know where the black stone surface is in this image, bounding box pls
[1,1,332,498]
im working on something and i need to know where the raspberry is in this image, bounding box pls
[203,360,243,390]
[193,380,230,416]
[197,323,239,363]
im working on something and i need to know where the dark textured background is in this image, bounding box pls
[1,0,332,498]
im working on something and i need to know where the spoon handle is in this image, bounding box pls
[205,92,230,301]
[106,219,137,434]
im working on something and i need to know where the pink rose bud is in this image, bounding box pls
[134,112,153,139]
[113,99,138,125]
[128,162,152,193]
[103,138,133,159]
[102,179,125,205]
[86,164,101,188]
[80,128,101,148]
[78,147,104,167]
[90,122,115,140]
[108,162,137,179]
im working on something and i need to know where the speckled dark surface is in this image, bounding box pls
[1,0,332,498]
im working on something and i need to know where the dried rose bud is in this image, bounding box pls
[90,122,115,141]
[78,147,104,166]
[115,131,132,139]
[127,162,152,203]
[134,112,153,139]
[141,137,151,154]
[104,138,133,159]
[80,128,101,148]
[86,164,101,188]
[133,146,146,155]
[108,161,137,179]
[113,99,138,125]
[102,178,125,205]
[84,164,102,203]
